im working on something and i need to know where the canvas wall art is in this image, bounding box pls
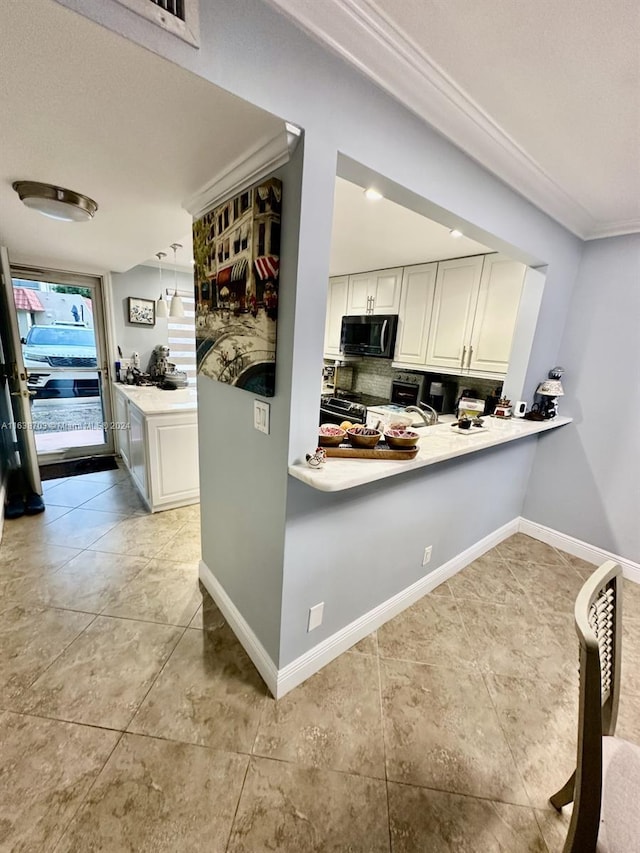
[193,178,282,397]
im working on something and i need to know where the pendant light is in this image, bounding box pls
[169,243,185,318]
[155,252,168,318]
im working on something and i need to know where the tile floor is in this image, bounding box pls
[1,467,639,852]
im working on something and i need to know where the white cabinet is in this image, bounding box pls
[113,387,130,469]
[346,268,402,315]
[468,254,526,374]
[324,275,349,358]
[424,254,525,377]
[393,263,438,365]
[425,256,484,372]
[113,385,199,512]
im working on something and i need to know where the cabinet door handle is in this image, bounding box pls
[467,345,473,368]
[461,346,466,369]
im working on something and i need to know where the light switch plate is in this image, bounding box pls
[308,602,324,631]
[254,400,270,434]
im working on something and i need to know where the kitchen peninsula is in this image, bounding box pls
[113,384,199,512]
[290,416,571,492]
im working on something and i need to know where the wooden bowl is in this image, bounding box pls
[384,428,420,449]
[346,427,382,448]
[318,425,346,447]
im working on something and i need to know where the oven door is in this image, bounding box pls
[390,380,419,408]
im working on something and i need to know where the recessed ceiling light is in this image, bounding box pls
[449,229,463,238]
[364,188,383,201]
[12,181,98,222]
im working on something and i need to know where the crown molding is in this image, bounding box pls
[585,218,640,241]
[265,0,637,240]
[184,124,302,219]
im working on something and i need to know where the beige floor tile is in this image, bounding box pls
[388,783,548,853]
[42,507,126,549]
[350,631,378,654]
[456,598,573,687]
[484,672,578,809]
[534,806,572,853]
[615,689,640,742]
[101,558,201,625]
[1,505,72,544]
[557,552,600,576]
[41,476,68,494]
[448,553,524,604]
[2,551,150,613]
[430,580,453,597]
[78,467,130,485]
[377,595,477,670]
[129,624,267,752]
[380,658,529,805]
[621,617,640,694]
[81,482,149,515]
[497,533,569,567]
[508,559,586,616]
[16,616,182,729]
[254,652,385,778]
[159,503,201,525]
[88,512,181,558]
[56,733,248,853]
[0,710,119,853]
[44,478,112,508]
[227,756,390,853]
[0,541,81,581]
[0,605,94,702]
[154,525,202,562]
[188,590,226,630]
[623,578,640,621]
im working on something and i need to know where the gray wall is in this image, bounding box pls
[110,264,192,372]
[524,234,640,560]
[66,0,614,668]
[196,148,303,661]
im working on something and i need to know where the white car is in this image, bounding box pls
[22,323,99,399]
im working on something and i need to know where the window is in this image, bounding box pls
[233,198,239,220]
[258,223,266,257]
[240,191,250,213]
[223,207,229,230]
[224,239,230,260]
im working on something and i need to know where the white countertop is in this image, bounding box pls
[289,416,572,492]
[114,383,198,415]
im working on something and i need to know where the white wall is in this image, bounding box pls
[524,234,640,561]
[63,0,598,670]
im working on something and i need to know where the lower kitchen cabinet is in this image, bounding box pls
[113,384,199,512]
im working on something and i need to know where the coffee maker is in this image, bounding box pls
[426,380,456,414]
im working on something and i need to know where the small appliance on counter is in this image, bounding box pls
[426,380,457,414]
[148,344,188,389]
[322,362,354,396]
[493,397,513,418]
[457,396,485,419]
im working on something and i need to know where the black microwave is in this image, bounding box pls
[340,314,398,358]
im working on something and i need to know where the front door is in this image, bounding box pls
[9,264,114,464]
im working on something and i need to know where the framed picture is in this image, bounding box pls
[128,297,156,326]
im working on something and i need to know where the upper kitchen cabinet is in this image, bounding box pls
[467,254,526,374]
[346,268,402,315]
[424,256,484,372]
[393,263,438,365]
[324,275,349,358]
[424,254,525,377]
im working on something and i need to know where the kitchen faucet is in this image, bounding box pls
[404,403,439,426]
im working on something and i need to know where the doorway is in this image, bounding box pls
[11,265,114,463]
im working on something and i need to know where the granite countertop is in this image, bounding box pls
[114,383,198,415]
[289,416,572,492]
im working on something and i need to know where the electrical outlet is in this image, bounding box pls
[254,400,270,434]
[307,602,324,631]
[422,545,432,566]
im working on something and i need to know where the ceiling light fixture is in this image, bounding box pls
[169,243,185,318]
[449,229,463,238]
[156,252,168,318]
[12,181,98,222]
[364,188,383,201]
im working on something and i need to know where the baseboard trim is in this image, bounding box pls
[518,517,640,583]
[275,516,520,698]
[198,560,280,697]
